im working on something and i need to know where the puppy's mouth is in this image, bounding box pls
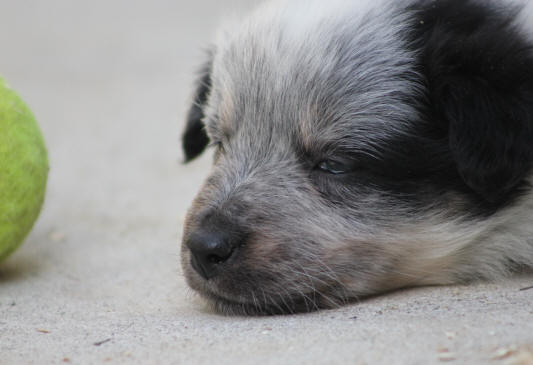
[182,241,352,315]
[198,288,296,316]
[188,271,348,316]
[199,288,344,315]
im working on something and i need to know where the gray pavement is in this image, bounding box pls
[1,1,532,364]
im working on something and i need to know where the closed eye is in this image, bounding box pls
[316,159,355,175]
[208,140,222,149]
[208,140,225,161]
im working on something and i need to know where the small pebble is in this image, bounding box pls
[438,352,457,362]
[491,345,518,360]
[49,230,66,242]
[445,331,456,339]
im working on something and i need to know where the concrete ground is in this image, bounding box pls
[1,1,533,364]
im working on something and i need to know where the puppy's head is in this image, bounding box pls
[180,0,533,315]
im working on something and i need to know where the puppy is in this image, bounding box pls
[180,0,533,315]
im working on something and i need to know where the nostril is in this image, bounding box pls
[206,250,233,264]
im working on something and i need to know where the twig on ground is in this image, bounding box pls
[93,338,112,346]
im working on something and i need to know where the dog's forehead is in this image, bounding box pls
[206,0,423,151]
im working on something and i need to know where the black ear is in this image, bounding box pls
[416,0,533,203]
[182,61,212,162]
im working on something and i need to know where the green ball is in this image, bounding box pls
[0,76,48,263]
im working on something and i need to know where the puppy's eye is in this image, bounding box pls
[317,159,352,175]
[209,140,224,151]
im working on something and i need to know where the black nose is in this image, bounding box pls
[185,230,236,280]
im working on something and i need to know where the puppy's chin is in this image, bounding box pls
[191,287,296,316]
[182,254,348,316]
[190,284,347,316]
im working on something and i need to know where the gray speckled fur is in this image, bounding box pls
[181,0,533,315]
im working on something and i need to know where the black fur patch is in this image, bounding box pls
[182,62,212,162]
[408,0,533,210]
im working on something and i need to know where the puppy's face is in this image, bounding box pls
[180,0,533,314]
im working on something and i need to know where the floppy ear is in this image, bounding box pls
[182,61,212,162]
[418,1,533,203]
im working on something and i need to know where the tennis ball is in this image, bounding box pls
[0,76,48,263]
